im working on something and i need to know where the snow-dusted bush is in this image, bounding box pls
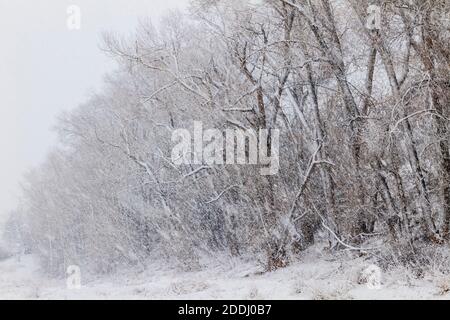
[0,247,11,261]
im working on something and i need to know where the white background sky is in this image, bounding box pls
[0,0,188,226]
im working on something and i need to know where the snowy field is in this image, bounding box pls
[1,247,449,300]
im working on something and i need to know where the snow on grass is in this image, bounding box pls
[1,246,449,300]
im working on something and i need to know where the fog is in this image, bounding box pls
[0,0,188,226]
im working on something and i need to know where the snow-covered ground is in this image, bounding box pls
[1,247,449,300]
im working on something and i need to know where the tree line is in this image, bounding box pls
[4,0,449,275]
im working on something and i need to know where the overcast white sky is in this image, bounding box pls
[0,0,189,225]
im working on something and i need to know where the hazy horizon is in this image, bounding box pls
[0,0,189,227]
